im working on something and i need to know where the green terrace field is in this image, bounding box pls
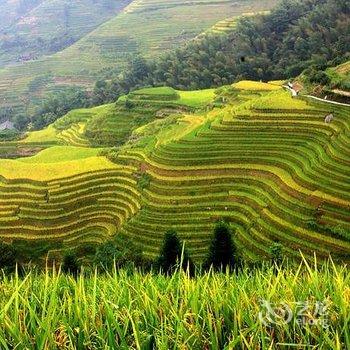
[203,10,270,35]
[0,81,349,262]
[14,86,215,150]
[0,0,277,114]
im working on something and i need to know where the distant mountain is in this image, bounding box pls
[0,0,131,66]
[0,0,43,31]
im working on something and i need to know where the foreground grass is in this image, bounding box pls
[0,259,349,349]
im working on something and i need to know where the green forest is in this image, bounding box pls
[94,0,349,102]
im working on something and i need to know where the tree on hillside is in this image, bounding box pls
[0,107,14,122]
[62,252,80,277]
[0,243,17,271]
[156,230,193,274]
[269,242,284,266]
[94,236,145,270]
[306,67,331,85]
[93,80,110,105]
[31,87,91,130]
[205,220,237,271]
[13,114,29,131]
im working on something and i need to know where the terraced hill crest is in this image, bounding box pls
[0,81,349,262]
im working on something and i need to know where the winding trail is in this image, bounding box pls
[305,95,350,107]
[283,85,350,107]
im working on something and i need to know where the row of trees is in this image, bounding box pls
[156,222,237,275]
[0,221,284,275]
[62,221,285,276]
[155,221,284,275]
[13,87,92,131]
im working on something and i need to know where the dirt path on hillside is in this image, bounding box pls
[305,95,350,107]
[283,85,350,107]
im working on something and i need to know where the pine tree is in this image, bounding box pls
[156,230,193,274]
[205,221,236,271]
[269,242,284,266]
[62,252,80,276]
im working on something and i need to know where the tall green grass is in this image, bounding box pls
[0,257,349,349]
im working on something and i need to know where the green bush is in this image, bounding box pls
[156,230,194,274]
[94,236,145,271]
[308,69,331,85]
[0,130,20,141]
[0,243,17,271]
[205,220,237,271]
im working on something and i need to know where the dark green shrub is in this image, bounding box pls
[62,252,80,276]
[205,220,237,271]
[0,243,17,271]
[156,230,194,275]
[94,236,145,271]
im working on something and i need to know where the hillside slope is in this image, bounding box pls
[0,82,349,262]
[0,0,277,115]
[0,0,44,31]
[0,0,131,67]
[101,0,349,99]
[299,60,350,103]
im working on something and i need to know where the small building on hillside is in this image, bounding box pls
[292,82,303,95]
[285,82,302,97]
[324,114,334,123]
[291,89,298,97]
[0,120,15,131]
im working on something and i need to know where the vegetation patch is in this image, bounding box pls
[232,80,281,91]
[0,259,348,348]
[0,154,117,181]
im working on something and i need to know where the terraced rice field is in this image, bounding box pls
[16,87,215,149]
[115,89,350,261]
[204,10,270,35]
[0,0,277,113]
[0,82,349,262]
